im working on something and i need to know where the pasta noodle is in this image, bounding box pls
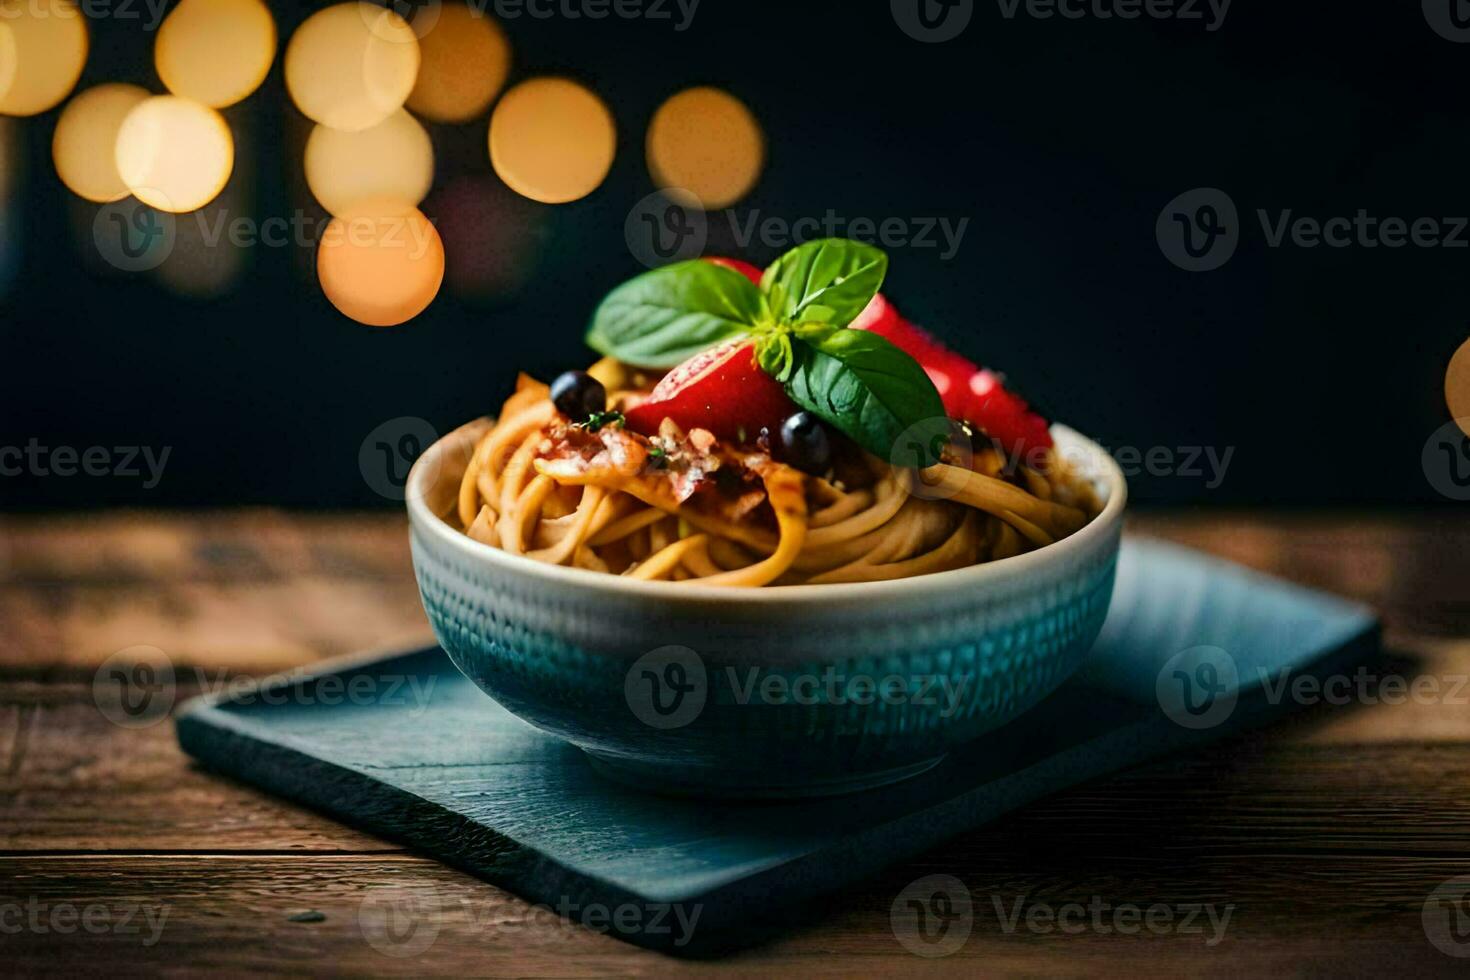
[455,366,1100,587]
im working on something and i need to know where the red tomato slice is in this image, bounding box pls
[852,293,1053,458]
[704,257,764,285]
[623,339,795,444]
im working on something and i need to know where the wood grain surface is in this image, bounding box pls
[2,509,1469,977]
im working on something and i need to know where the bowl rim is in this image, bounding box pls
[406,418,1127,608]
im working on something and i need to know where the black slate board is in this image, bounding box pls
[175,539,1378,956]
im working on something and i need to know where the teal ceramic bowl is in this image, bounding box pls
[407,419,1126,798]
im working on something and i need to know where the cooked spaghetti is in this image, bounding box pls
[455,360,1100,587]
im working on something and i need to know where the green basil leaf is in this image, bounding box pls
[784,329,946,463]
[587,261,762,368]
[760,238,888,329]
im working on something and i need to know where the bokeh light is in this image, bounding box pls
[115,95,235,213]
[407,2,510,123]
[647,86,764,210]
[0,0,89,117]
[317,202,444,326]
[305,108,432,216]
[489,78,615,204]
[52,84,150,203]
[285,2,419,133]
[155,0,277,109]
[1448,337,1470,435]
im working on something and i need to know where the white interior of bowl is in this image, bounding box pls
[407,419,1128,607]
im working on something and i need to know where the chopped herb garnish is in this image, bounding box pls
[574,410,625,433]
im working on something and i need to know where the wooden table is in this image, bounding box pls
[3,510,1469,976]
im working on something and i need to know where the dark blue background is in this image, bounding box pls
[2,1,1465,507]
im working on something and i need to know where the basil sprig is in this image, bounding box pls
[585,239,946,464]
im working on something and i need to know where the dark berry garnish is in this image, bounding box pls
[550,370,606,420]
[778,411,832,475]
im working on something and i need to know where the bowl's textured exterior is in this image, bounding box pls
[408,420,1126,797]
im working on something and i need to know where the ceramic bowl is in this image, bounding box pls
[407,420,1127,798]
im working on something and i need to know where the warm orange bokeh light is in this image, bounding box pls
[1448,337,1470,435]
[647,86,764,210]
[407,2,510,123]
[115,95,235,213]
[317,203,444,326]
[0,0,89,117]
[285,2,419,133]
[489,78,615,204]
[155,0,277,109]
[305,108,433,216]
[52,83,149,203]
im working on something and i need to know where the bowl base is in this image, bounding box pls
[582,751,947,800]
